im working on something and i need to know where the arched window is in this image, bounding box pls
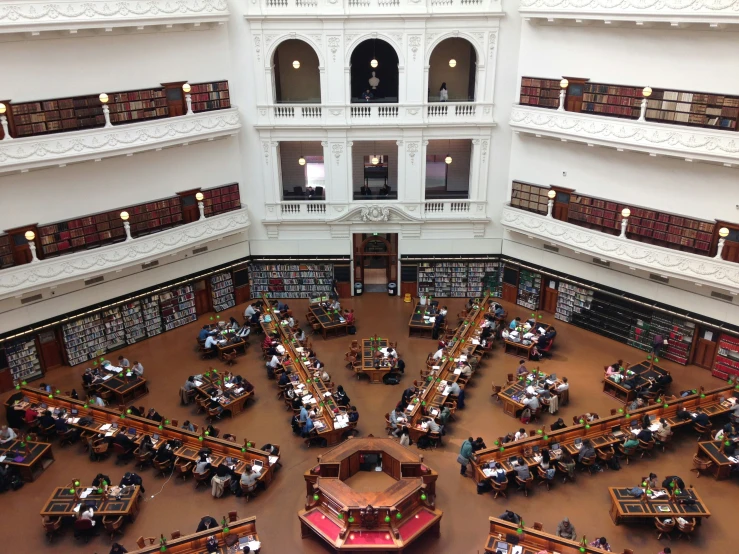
[272,39,321,103]
[350,39,399,103]
[428,38,477,102]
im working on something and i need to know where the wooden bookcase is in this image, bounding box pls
[202,184,241,216]
[190,80,231,112]
[510,181,549,215]
[581,82,641,119]
[646,89,739,130]
[519,77,560,109]
[0,235,13,269]
[108,87,168,124]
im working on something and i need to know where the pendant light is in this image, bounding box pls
[370,39,378,69]
[444,139,452,165]
[293,60,301,69]
[449,59,457,68]
[298,141,306,166]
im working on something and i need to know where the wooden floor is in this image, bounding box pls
[0,294,733,554]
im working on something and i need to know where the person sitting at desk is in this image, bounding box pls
[266,353,283,379]
[499,510,521,524]
[622,372,640,390]
[79,503,96,526]
[240,464,259,490]
[184,376,197,393]
[312,358,325,370]
[432,347,444,361]
[487,462,506,483]
[204,334,219,350]
[389,407,406,437]
[459,362,473,379]
[335,386,350,408]
[509,317,521,330]
[551,418,566,431]
[125,405,141,417]
[692,411,710,427]
[262,333,277,350]
[113,432,136,455]
[24,405,38,424]
[198,325,212,342]
[522,393,540,412]
[553,377,569,393]
[348,406,359,423]
[513,428,527,441]
[471,436,486,452]
[605,361,623,378]
[513,458,531,488]
[556,518,576,540]
[589,537,611,552]
[654,419,672,442]
[118,356,130,369]
[82,368,95,387]
[516,360,528,376]
[401,386,417,407]
[194,453,212,475]
[714,423,733,441]
[277,300,289,312]
[448,381,464,409]
[181,420,196,432]
[578,439,595,463]
[278,372,291,387]
[110,542,128,554]
[622,433,639,450]
[294,327,306,343]
[301,414,315,438]
[0,425,16,444]
[146,408,163,423]
[628,397,645,412]
[138,435,155,458]
[153,443,175,464]
[39,410,55,430]
[132,361,144,377]
[196,515,219,532]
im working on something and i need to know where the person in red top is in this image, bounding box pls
[344,309,355,325]
[25,406,37,424]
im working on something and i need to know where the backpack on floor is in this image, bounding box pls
[416,435,431,450]
[384,374,401,385]
[348,325,357,335]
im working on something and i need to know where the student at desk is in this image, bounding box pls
[118,356,130,369]
[389,407,406,437]
[204,334,220,350]
[198,325,212,341]
[301,415,315,438]
[577,439,595,462]
[294,328,306,343]
[132,361,144,377]
[0,426,16,444]
[146,408,163,422]
[516,360,528,376]
[691,411,710,426]
[490,462,506,483]
[195,453,212,475]
[154,443,175,464]
[401,386,416,406]
[110,543,128,554]
[513,458,531,488]
[551,418,567,431]
[553,377,569,392]
[79,503,96,526]
[266,353,284,379]
[556,517,576,540]
[522,393,540,411]
[499,510,521,524]
[714,423,733,441]
[509,317,521,330]
[605,361,623,377]
[432,347,444,361]
[589,537,611,552]
[83,368,95,387]
[514,428,528,441]
[335,386,350,408]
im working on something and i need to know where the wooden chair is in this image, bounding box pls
[193,469,212,489]
[533,522,543,531]
[344,351,357,369]
[228,511,238,522]
[491,382,502,402]
[171,531,181,539]
[137,537,157,548]
[515,474,534,497]
[427,431,442,448]
[91,438,110,461]
[676,517,696,540]
[152,458,173,477]
[693,422,711,441]
[103,516,124,541]
[491,478,508,499]
[655,517,675,540]
[42,516,63,543]
[638,439,656,458]
[536,466,553,490]
[506,373,515,384]
[596,446,615,468]
[617,444,636,465]
[241,481,258,502]
[557,461,575,483]
[384,413,393,435]
[58,427,78,447]
[690,454,714,478]
[174,460,193,481]
[134,447,153,470]
[579,455,596,475]
[222,350,238,366]
[74,519,97,542]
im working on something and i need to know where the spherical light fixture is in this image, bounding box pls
[444,154,452,165]
[195,192,204,202]
[719,227,730,238]
[99,93,109,104]
[293,60,301,69]
[449,59,457,68]
[559,78,569,89]
[621,208,631,218]
[547,190,556,199]
[120,211,129,221]
[0,103,6,115]
[370,58,378,68]
[371,155,379,165]
[642,86,652,98]
[298,156,306,166]
[182,83,191,94]
[24,230,35,241]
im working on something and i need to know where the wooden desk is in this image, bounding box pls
[16,387,277,487]
[485,517,615,554]
[603,360,668,403]
[0,439,54,482]
[41,484,141,521]
[216,338,248,361]
[502,322,551,360]
[608,487,710,525]
[698,440,737,480]
[408,302,436,338]
[194,373,254,417]
[310,303,348,340]
[129,516,260,553]
[96,372,148,405]
[497,370,561,418]
[359,338,398,384]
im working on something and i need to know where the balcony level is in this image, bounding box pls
[246,0,503,17]
[501,204,739,294]
[0,0,230,36]
[519,0,739,28]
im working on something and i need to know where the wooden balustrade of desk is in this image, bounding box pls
[407,294,491,435]
[484,517,618,554]
[15,387,275,486]
[129,516,259,553]
[472,384,737,483]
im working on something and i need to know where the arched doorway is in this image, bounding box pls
[272,39,321,103]
[428,38,477,102]
[353,233,398,293]
[350,39,399,103]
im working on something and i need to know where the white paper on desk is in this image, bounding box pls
[454,368,462,375]
[650,491,668,499]
[728,456,739,463]
[307,398,317,405]
[80,490,90,499]
[194,380,202,387]
[105,432,114,437]
[0,456,5,463]
[432,366,440,370]
[73,503,82,513]
[512,546,523,554]
[234,388,244,394]
[225,383,234,388]
[407,404,415,412]
[68,418,80,424]
[246,541,261,551]
[459,355,467,362]
[269,456,279,465]
[429,317,436,323]
[102,375,113,381]
[482,468,494,477]
[538,327,546,334]
[323,392,332,397]
[100,424,111,431]
[472,339,480,345]
[526,386,536,395]
[443,387,452,396]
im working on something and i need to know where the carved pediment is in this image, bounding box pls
[330,205,424,224]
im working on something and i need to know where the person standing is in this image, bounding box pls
[458,437,475,476]
[439,83,448,102]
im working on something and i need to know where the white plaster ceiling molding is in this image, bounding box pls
[0,207,250,301]
[0,108,241,174]
[510,105,739,167]
[501,205,739,293]
[0,1,229,35]
[244,0,504,18]
[520,0,739,27]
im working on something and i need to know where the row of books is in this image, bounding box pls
[250,264,334,298]
[418,261,500,298]
[211,273,236,312]
[554,282,593,323]
[714,334,739,379]
[4,339,43,384]
[516,269,541,310]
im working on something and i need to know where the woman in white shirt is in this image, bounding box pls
[514,428,528,441]
[439,83,448,102]
[79,506,95,525]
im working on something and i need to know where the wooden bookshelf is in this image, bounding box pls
[108,87,169,124]
[202,183,241,216]
[581,82,641,119]
[516,268,542,310]
[519,77,560,109]
[121,300,146,345]
[11,93,103,137]
[190,80,231,112]
[646,89,739,130]
[249,263,334,299]
[0,235,13,269]
[510,181,549,215]
[159,285,197,331]
[714,333,739,380]
[211,272,235,312]
[4,337,43,384]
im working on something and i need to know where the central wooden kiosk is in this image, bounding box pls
[299,436,442,553]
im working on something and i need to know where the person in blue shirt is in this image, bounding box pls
[302,416,314,437]
[299,406,309,426]
[348,406,359,423]
[509,317,521,330]
[495,306,506,318]
[198,325,211,341]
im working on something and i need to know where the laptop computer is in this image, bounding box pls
[40,403,48,409]
[71,409,78,416]
[549,373,556,380]
[612,425,624,437]
[630,420,639,428]
[152,434,160,441]
[111,422,118,429]
[253,459,264,468]
[496,542,509,553]
[128,428,137,436]
[550,442,560,452]
[532,445,540,454]
[23,396,30,403]
[574,438,582,446]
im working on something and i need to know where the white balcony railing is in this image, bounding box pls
[0,206,251,301]
[510,104,739,167]
[246,0,502,16]
[0,108,241,175]
[501,205,739,293]
[257,102,495,128]
[267,200,487,222]
[520,0,739,27]
[0,1,230,34]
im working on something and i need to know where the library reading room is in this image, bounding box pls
[1,2,738,554]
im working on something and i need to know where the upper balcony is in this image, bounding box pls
[0,0,230,36]
[245,0,503,18]
[519,0,739,28]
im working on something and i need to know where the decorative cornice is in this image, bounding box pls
[0,108,241,174]
[0,0,230,34]
[520,0,739,25]
[510,105,739,167]
[0,207,250,301]
[501,205,739,293]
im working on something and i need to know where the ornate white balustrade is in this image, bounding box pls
[519,0,739,27]
[509,104,739,167]
[502,205,739,293]
[0,207,251,301]
[267,200,487,221]
[0,108,241,174]
[246,0,502,16]
[257,102,495,128]
[0,0,229,35]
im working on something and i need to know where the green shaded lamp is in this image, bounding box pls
[396,512,402,519]
[384,515,390,523]
[313,494,319,501]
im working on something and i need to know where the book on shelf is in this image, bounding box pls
[202,184,240,216]
[519,77,561,109]
[4,338,43,383]
[62,313,107,366]
[516,269,542,310]
[159,285,197,331]
[211,272,235,312]
[554,282,594,323]
[102,307,126,351]
[190,81,231,113]
[250,263,334,299]
[713,334,739,380]
[121,300,146,345]
[142,295,163,337]
[510,181,549,215]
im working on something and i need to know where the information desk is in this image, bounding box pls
[0,438,54,482]
[484,517,617,554]
[407,301,437,338]
[299,437,441,553]
[193,373,254,417]
[697,440,738,480]
[405,295,491,441]
[129,516,260,553]
[603,360,668,403]
[14,387,277,487]
[608,487,710,525]
[359,338,399,384]
[41,484,141,521]
[472,384,738,484]
[497,370,565,418]
[261,299,349,446]
[310,302,348,340]
[503,322,551,360]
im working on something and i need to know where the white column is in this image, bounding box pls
[638,98,647,122]
[395,140,406,202]
[468,139,480,201]
[185,94,194,116]
[345,141,354,202]
[620,217,629,238]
